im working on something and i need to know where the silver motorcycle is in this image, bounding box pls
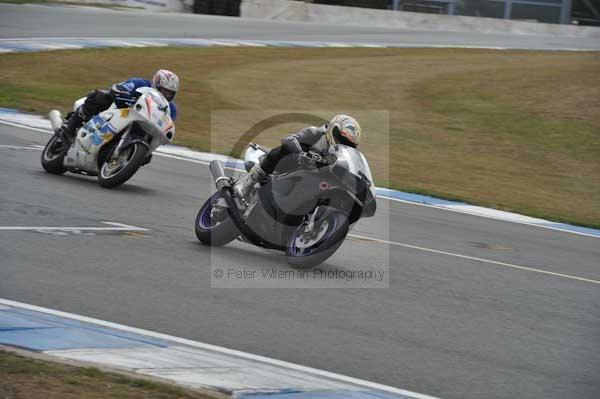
[195,143,377,268]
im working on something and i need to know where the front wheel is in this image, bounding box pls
[41,134,68,175]
[97,143,148,188]
[195,192,238,246]
[286,208,349,269]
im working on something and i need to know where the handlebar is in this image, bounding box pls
[304,151,323,163]
[114,96,137,107]
[299,151,334,169]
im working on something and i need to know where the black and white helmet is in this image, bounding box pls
[326,114,362,148]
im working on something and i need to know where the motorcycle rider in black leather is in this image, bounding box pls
[235,114,362,200]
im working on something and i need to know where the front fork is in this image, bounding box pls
[110,125,152,160]
[304,205,327,235]
[304,206,320,234]
[111,125,133,159]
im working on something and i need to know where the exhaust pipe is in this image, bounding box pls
[210,160,231,190]
[209,160,273,249]
[48,110,63,133]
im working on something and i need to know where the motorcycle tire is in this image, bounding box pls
[195,192,238,246]
[286,208,349,269]
[97,143,148,188]
[41,135,68,175]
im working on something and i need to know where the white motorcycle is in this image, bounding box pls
[41,87,175,188]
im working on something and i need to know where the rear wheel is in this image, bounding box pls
[195,192,238,246]
[97,143,148,188]
[41,135,68,175]
[286,208,349,269]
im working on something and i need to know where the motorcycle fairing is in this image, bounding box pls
[134,87,175,144]
[240,193,295,250]
[63,112,116,174]
[235,142,377,249]
[256,164,375,225]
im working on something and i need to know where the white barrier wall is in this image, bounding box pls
[241,0,600,38]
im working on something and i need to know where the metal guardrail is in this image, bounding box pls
[490,0,573,24]
[392,0,575,24]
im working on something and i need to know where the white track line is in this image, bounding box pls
[152,151,210,165]
[0,119,53,134]
[349,233,600,285]
[0,222,148,232]
[377,195,600,240]
[0,144,43,150]
[0,297,440,399]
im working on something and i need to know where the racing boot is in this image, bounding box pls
[234,163,268,202]
[56,108,84,144]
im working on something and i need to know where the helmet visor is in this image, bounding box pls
[333,126,358,148]
[158,87,176,101]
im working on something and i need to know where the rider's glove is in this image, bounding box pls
[298,152,318,170]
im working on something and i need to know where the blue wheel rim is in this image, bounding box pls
[199,195,219,229]
[289,216,338,257]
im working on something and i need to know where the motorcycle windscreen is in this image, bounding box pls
[328,144,377,217]
[328,145,374,184]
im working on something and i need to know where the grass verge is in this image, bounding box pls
[0,47,598,228]
[0,348,218,399]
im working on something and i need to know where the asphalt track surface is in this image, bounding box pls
[1,3,600,50]
[1,4,600,399]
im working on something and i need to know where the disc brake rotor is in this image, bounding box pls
[104,147,133,176]
[294,220,329,249]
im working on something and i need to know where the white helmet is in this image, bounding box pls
[326,114,362,148]
[152,69,179,101]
